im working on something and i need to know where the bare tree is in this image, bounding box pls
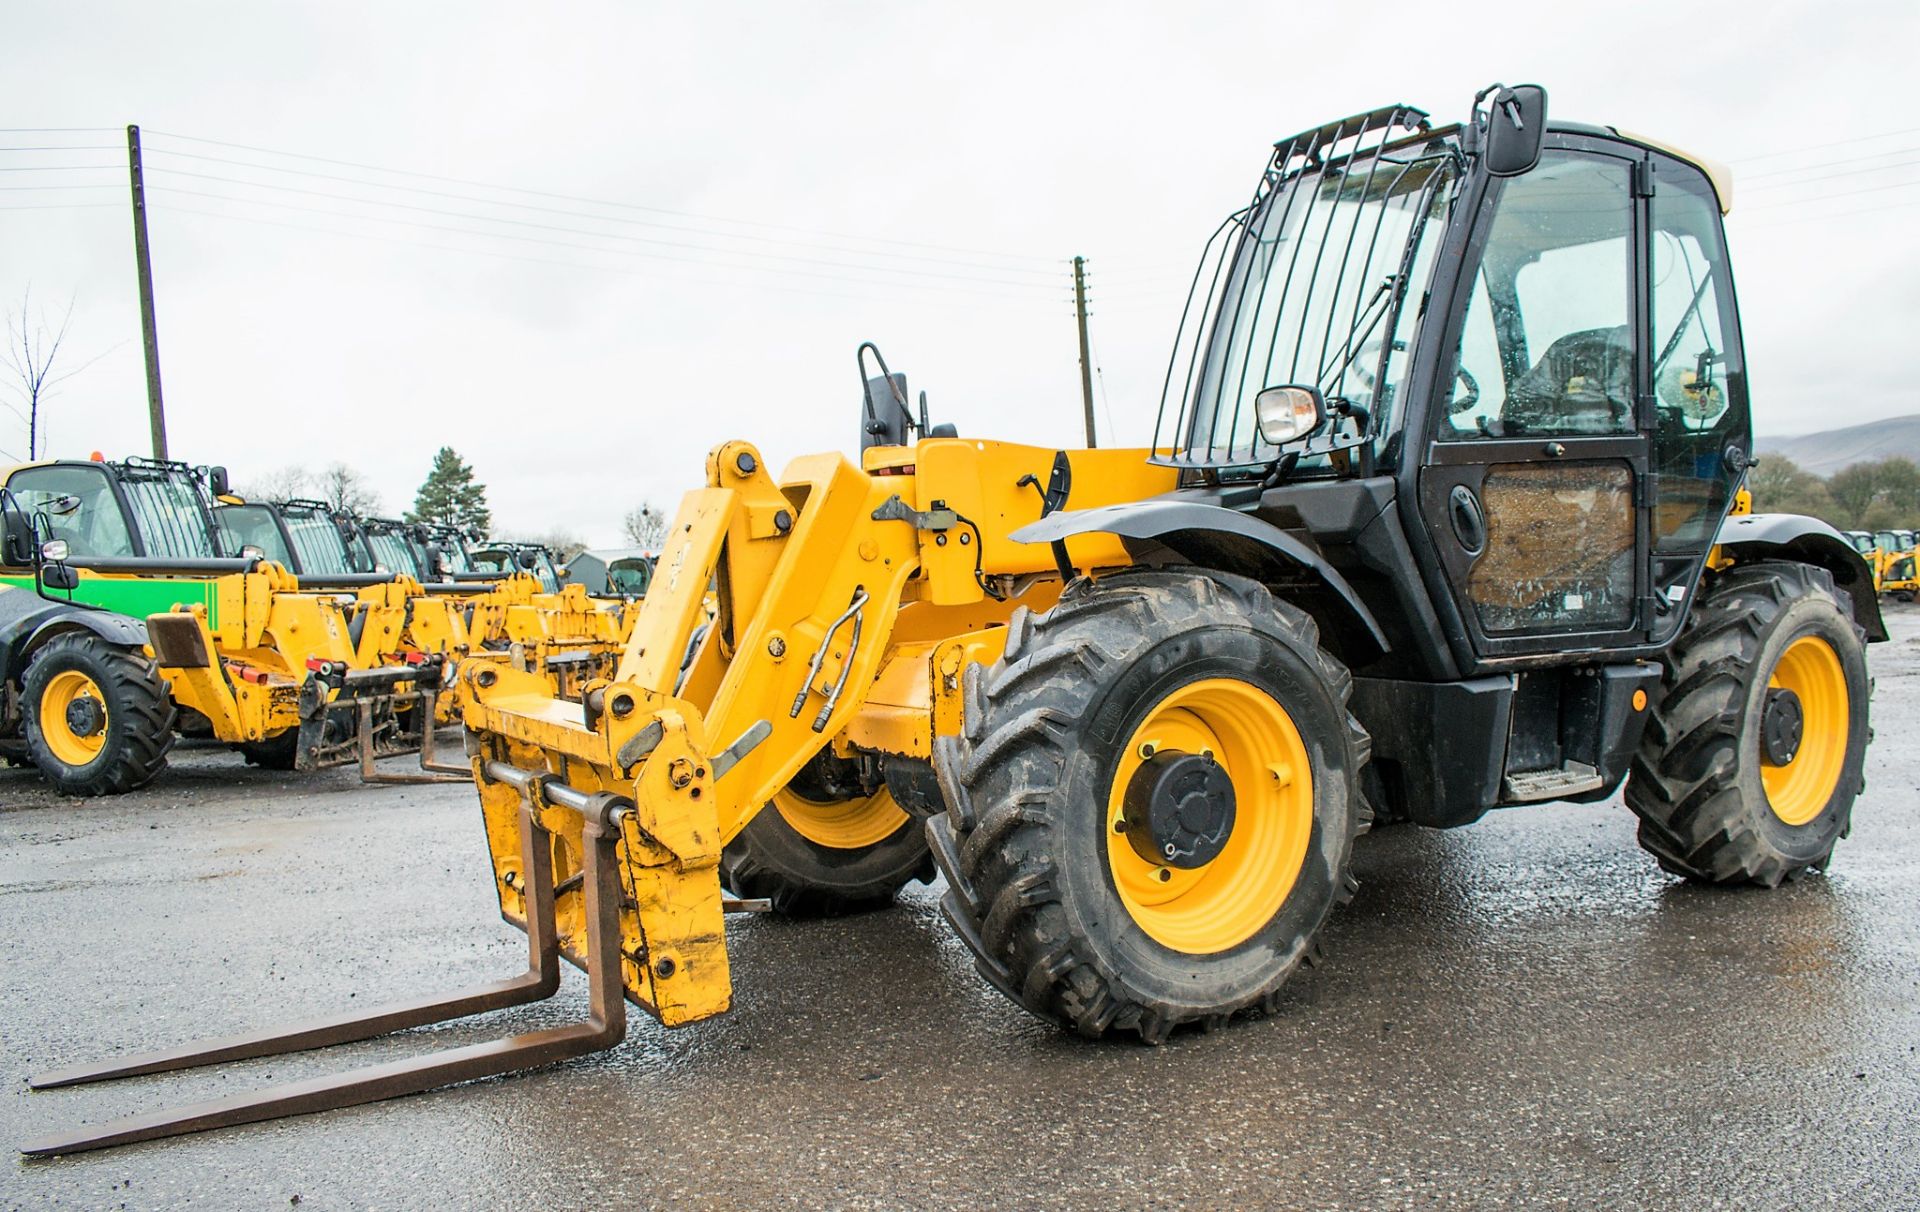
[315,463,381,515]
[2,287,111,460]
[236,466,314,503]
[622,502,668,549]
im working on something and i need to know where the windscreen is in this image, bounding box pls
[366,529,424,578]
[280,507,356,575]
[1154,106,1458,472]
[116,464,219,558]
[215,504,294,566]
[607,557,652,596]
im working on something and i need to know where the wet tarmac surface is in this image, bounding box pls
[3,612,1919,1209]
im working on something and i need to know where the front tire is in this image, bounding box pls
[930,569,1368,1042]
[1626,562,1871,886]
[22,632,175,796]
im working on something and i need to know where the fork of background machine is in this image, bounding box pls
[296,657,469,781]
[414,688,474,776]
[21,772,631,1158]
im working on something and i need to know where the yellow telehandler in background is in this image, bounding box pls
[23,85,1884,1156]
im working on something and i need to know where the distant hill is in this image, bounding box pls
[1761,416,1920,477]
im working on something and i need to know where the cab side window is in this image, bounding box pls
[6,465,137,558]
[1443,153,1636,439]
[1648,163,1746,555]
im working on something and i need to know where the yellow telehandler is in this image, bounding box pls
[23,85,1883,1156]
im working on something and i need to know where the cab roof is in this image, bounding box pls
[1551,120,1734,215]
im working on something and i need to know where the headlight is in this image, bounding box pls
[1254,385,1325,446]
[39,539,69,562]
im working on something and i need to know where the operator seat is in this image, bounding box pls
[1502,325,1634,435]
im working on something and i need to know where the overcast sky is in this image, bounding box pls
[2,2,1913,545]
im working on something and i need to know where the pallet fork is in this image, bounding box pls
[21,766,630,1158]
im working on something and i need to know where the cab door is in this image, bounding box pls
[1417,140,1654,661]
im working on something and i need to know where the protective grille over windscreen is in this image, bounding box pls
[115,460,219,559]
[1152,104,1455,472]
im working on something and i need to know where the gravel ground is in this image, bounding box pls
[2,607,1917,1210]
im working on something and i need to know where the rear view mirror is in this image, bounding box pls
[1482,84,1547,177]
[517,551,538,570]
[2,507,34,566]
[208,465,231,497]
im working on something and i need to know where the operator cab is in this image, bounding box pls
[469,542,562,592]
[1,457,225,562]
[1153,88,1761,673]
[214,498,366,576]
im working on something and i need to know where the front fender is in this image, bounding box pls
[0,588,147,689]
[1012,499,1390,658]
[1716,511,1887,642]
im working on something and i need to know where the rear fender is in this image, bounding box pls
[1012,499,1390,659]
[1715,512,1887,642]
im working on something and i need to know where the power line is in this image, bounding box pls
[1727,125,1920,165]
[0,164,122,172]
[150,191,1067,302]
[156,203,1060,312]
[146,128,1056,265]
[143,146,1067,279]
[0,145,120,153]
[1744,176,1920,212]
[1737,197,1917,232]
[146,167,1068,292]
[1742,144,1920,181]
[0,201,119,211]
[1744,158,1920,193]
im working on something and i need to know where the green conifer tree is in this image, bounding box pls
[407,446,492,535]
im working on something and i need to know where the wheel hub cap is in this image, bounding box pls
[1761,687,1804,766]
[1122,750,1236,869]
[64,696,105,739]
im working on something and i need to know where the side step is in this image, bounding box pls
[1501,761,1605,804]
[20,774,631,1158]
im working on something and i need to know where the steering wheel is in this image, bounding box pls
[1449,367,1480,414]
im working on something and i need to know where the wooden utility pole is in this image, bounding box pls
[126,124,168,461]
[1072,255,1097,448]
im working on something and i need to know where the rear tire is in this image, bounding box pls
[22,632,175,797]
[930,568,1368,1042]
[1626,562,1870,886]
[722,751,934,916]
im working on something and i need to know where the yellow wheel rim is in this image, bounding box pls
[1761,634,1849,827]
[772,785,909,850]
[1104,677,1313,954]
[41,670,110,768]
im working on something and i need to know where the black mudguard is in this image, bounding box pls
[1716,512,1887,642]
[0,589,147,689]
[1011,499,1391,658]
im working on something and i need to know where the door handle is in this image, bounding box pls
[1448,485,1486,555]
